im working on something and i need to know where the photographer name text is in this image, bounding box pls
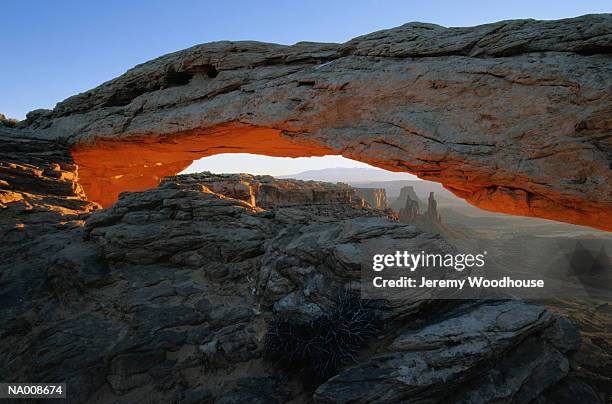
[372,276,544,289]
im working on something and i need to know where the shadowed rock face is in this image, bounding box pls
[0,162,588,402]
[20,14,612,230]
[0,134,607,402]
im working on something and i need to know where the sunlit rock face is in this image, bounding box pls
[0,127,99,242]
[70,125,335,207]
[21,14,612,229]
[354,188,390,210]
[160,172,387,209]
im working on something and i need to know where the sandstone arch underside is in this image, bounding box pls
[23,15,612,230]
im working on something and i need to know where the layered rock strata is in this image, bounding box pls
[160,172,383,209]
[0,127,99,245]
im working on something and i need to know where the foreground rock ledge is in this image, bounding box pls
[18,14,612,230]
[0,133,607,401]
[0,162,590,402]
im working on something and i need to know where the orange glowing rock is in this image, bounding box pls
[71,124,336,207]
[69,122,612,231]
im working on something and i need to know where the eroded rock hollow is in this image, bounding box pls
[20,14,612,230]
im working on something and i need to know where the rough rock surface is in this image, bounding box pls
[19,14,612,230]
[0,154,598,402]
[314,301,579,403]
[0,127,99,245]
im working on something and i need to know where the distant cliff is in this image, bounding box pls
[354,187,390,210]
[391,186,423,211]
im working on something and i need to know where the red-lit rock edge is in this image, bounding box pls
[71,123,611,231]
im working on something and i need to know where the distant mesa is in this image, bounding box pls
[391,186,423,212]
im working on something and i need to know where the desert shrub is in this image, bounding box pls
[264,291,381,383]
[0,114,18,128]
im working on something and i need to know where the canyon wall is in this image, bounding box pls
[18,14,612,230]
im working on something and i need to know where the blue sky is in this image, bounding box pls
[2,1,609,176]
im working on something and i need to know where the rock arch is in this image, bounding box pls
[23,14,612,230]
